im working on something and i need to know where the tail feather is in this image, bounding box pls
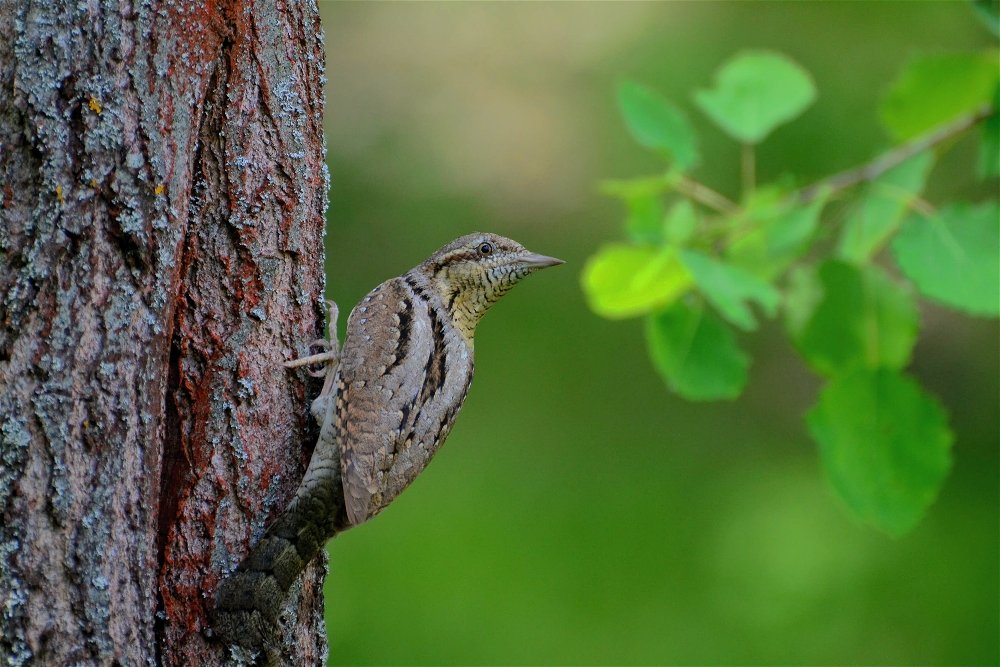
[210,431,346,658]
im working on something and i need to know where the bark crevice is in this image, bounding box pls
[1,1,330,664]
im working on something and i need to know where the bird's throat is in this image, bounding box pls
[444,289,485,346]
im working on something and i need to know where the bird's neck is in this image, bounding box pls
[409,268,494,347]
[445,289,489,346]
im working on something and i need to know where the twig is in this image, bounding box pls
[797,104,994,203]
[674,175,740,215]
[909,195,937,218]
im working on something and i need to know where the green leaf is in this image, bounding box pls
[892,201,1000,317]
[680,249,780,331]
[790,260,919,376]
[838,151,935,263]
[972,0,1000,38]
[784,264,823,339]
[646,299,749,401]
[978,89,999,179]
[728,194,828,279]
[624,191,666,244]
[693,50,817,144]
[880,52,999,141]
[618,80,699,170]
[664,200,698,244]
[807,369,954,537]
[582,244,693,319]
[766,197,827,259]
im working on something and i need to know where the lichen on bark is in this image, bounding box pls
[0,1,331,665]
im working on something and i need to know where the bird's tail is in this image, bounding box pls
[209,457,346,657]
[210,380,346,659]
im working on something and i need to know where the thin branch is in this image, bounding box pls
[797,103,994,203]
[674,175,740,215]
[909,195,937,218]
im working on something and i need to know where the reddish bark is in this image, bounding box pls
[0,1,330,664]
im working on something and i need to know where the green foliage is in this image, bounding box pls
[727,191,828,279]
[788,261,919,376]
[618,80,699,169]
[646,299,749,401]
[581,244,691,319]
[680,249,780,331]
[837,152,934,263]
[979,101,999,178]
[972,0,1000,37]
[880,52,998,141]
[664,200,698,244]
[807,369,953,536]
[623,190,666,244]
[693,51,816,144]
[586,42,999,536]
[892,201,1000,317]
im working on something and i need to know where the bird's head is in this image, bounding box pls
[417,232,563,342]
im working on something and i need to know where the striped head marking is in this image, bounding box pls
[419,232,563,341]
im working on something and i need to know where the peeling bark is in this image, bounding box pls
[0,1,330,665]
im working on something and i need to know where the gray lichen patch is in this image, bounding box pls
[0,536,32,667]
[0,419,31,511]
[0,419,32,667]
[1,0,330,664]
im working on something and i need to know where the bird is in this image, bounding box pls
[210,232,563,659]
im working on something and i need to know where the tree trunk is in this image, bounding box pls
[0,1,330,665]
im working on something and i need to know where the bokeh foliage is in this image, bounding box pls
[582,38,998,537]
[319,2,999,664]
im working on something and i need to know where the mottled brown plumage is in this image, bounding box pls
[211,233,562,659]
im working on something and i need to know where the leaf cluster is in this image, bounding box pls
[582,43,999,536]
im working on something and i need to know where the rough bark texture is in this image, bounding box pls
[0,1,330,665]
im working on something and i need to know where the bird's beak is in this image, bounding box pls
[518,252,565,269]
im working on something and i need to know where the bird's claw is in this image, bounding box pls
[284,300,341,403]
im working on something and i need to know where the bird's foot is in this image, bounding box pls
[283,300,341,425]
[283,300,340,376]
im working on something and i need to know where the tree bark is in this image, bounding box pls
[0,1,329,665]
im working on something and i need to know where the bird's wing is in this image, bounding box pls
[337,277,431,526]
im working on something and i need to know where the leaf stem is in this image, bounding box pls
[674,175,740,215]
[910,195,937,218]
[797,104,994,203]
[741,143,755,197]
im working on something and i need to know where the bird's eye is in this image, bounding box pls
[478,242,494,256]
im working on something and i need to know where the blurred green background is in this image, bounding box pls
[317,2,998,665]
